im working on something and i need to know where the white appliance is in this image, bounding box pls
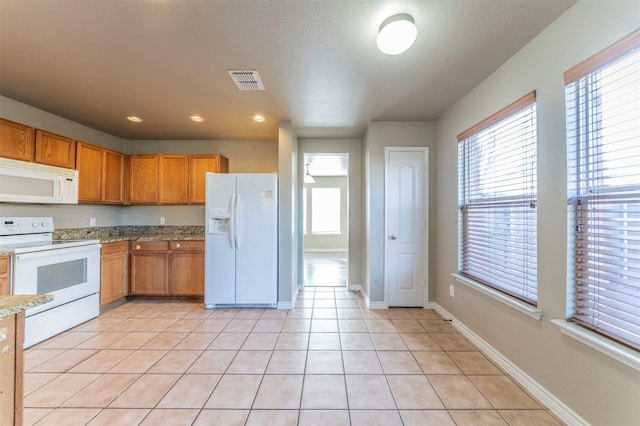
[0,157,79,204]
[0,217,101,348]
[205,173,278,308]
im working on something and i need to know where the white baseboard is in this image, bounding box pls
[350,285,386,310]
[278,285,300,310]
[277,301,294,309]
[431,303,588,426]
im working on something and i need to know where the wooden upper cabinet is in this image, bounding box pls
[103,149,125,204]
[76,142,103,203]
[35,130,76,168]
[128,155,158,204]
[159,155,189,204]
[0,118,35,162]
[189,154,229,204]
[76,142,125,204]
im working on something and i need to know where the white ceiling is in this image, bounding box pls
[0,0,575,141]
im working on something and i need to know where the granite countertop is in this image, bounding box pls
[0,226,204,254]
[0,294,54,318]
[54,225,205,244]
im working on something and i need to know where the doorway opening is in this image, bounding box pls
[302,153,349,287]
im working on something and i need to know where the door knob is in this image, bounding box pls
[390,235,398,240]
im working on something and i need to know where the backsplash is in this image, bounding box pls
[54,225,204,240]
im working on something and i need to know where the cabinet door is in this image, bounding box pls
[100,242,128,306]
[35,130,76,169]
[169,241,204,296]
[0,118,35,162]
[76,142,103,203]
[128,155,158,204]
[189,155,225,204]
[159,155,189,204]
[170,252,205,296]
[103,149,125,204]
[129,252,168,295]
[0,256,9,295]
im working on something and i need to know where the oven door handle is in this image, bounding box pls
[14,244,102,262]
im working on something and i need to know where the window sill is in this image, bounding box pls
[551,319,640,372]
[451,273,543,320]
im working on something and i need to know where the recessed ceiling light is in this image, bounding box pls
[253,115,266,122]
[126,116,143,123]
[377,13,417,55]
[190,115,205,122]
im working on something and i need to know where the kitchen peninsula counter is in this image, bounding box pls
[1,294,52,426]
[0,294,53,318]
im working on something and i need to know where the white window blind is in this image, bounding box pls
[458,92,538,305]
[565,29,640,350]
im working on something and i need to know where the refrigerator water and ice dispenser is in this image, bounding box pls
[208,208,230,234]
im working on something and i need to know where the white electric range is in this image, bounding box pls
[0,217,101,348]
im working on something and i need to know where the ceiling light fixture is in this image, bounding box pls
[126,116,143,123]
[304,164,315,184]
[190,115,205,122]
[377,13,417,55]
[253,115,266,122]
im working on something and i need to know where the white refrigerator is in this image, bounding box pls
[204,173,278,308]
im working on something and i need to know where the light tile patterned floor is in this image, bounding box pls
[23,288,564,425]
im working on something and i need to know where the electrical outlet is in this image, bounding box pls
[89,217,97,227]
[449,284,455,298]
[160,217,166,225]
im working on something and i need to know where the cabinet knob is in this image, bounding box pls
[176,243,181,248]
[136,245,140,250]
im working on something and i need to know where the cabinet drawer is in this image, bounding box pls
[130,241,168,251]
[170,241,204,251]
[0,256,9,274]
[101,241,127,255]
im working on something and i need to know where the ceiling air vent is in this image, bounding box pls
[228,70,265,91]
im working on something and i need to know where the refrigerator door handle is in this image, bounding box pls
[229,194,236,250]
[234,193,241,249]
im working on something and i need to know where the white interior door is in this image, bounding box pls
[385,148,427,307]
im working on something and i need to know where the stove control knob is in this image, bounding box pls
[32,222,39,228]
[41,222,47,227]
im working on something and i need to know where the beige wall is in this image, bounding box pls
[363,121,436,304]
[433,2,640,424]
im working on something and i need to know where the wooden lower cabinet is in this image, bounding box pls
[100,242,128,307]
[0,312,25,426]
[129,241,169,295]
[0,256,9,295]
[129,240,204,296]
[169,241,204,296]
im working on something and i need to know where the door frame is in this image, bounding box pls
[383,146,429,308]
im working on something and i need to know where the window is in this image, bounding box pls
[311,187,341,234]
[458,91,538,305]
[565,29,640,350]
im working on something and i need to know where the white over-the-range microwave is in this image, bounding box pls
[0,157,79,204]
